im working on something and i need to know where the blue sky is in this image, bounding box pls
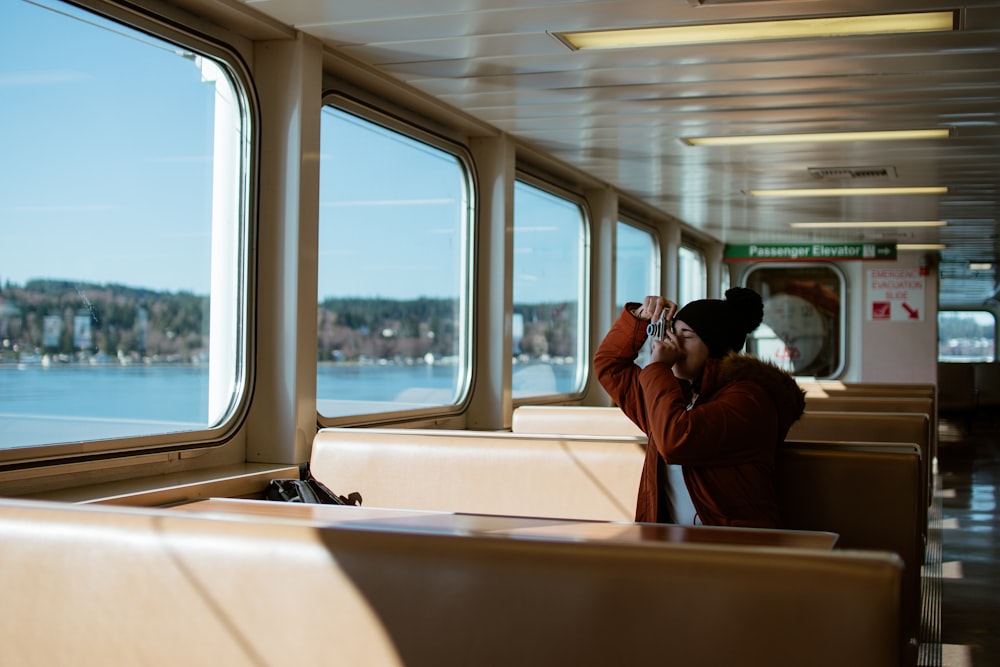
[318,107,469,302]
[2,0,584,304]
[1,0,215,294]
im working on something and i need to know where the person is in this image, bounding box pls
[593,287,805,528]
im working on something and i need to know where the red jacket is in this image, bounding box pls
[594,305,805,527]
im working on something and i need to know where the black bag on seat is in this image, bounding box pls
[265,462,362,506]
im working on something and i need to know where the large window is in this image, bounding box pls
[939,311,996,362]
[316,105,472,419]
[0,0,251,452]
[744,265,844,378]
[512,180,587,398]
[615,221,659,311]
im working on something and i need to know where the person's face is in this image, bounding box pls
[669,319,710,382]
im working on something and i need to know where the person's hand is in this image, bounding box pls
[650,337,684,366]
[631,296,678,323]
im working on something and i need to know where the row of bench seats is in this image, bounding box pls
[797,382,937,479]
[0,496,903,667]
[507,394,932,667]
[514,402,933,512]
[801,392,936,460]
[306,382,931,666]
[798,383,936,667]
[311,423,923,667]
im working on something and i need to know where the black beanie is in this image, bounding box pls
[674,287,764,358]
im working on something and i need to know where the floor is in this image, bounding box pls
[933,412,1000,667]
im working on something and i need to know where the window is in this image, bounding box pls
[0,0,251,452]
[744,265,844,378]
[678,246,706,305]
[512,180,587,398]
[939,311,996,362]
[316,105,472,419]
[615,221,659,311]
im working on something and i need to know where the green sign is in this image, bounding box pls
[724,243,896,262]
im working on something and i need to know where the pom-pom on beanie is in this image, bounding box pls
[674,287,764,358]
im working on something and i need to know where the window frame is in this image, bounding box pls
[0,0,259,467]
[511,171,591,403]
[315,92,477,426]
[615,217,661,312]
[742,262,847,379]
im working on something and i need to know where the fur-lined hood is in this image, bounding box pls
[702,353,806,437]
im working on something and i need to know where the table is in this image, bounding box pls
[169,498,838,550]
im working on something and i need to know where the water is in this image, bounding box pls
[1,362,579,449]
[0,364,211,449]
[316,363,460,402]
[0,364,210,422]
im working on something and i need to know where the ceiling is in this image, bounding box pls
[221,0,1000,307]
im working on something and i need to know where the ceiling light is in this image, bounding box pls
[969,262,994,271]
[898,244,946,251]
[789,221,947,229]
[684,129,950,146]
[555,11,955,50]
[748,186,948,197]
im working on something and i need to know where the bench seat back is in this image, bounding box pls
[0,498,903,667]
[803,395,933,416]
[311,428,646,521]
[789,411,932,519]
[511,405,644,436]
[797,381,934,394]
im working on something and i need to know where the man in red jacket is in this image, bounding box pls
[594,287,805,528]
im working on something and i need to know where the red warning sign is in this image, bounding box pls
[867,269,925,322]
[872,302,891,320]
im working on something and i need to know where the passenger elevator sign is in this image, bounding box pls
[867,268,925,322]
[724,243,896,262]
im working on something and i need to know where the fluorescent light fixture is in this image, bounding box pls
[684,129,950,146]
[898,243,946,250]
[748,186,948,197]
[789,221,947,229]
[969,262,994,271]
[555,11,955,50]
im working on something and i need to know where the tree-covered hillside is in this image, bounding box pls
[0,279,205,361]
[2,280,579,364]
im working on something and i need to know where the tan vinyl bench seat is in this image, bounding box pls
[802,394,937,461]
[0,497,904,667]
[309,425,923,665]
[311,427,647,522]
[511,405,644,436]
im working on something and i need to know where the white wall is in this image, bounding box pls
[857,252,939,383]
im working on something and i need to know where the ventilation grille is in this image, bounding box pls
[808,166,898,180]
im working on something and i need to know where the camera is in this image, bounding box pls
[646,315,670,341]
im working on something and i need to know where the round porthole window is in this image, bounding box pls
[756,293,826,372]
